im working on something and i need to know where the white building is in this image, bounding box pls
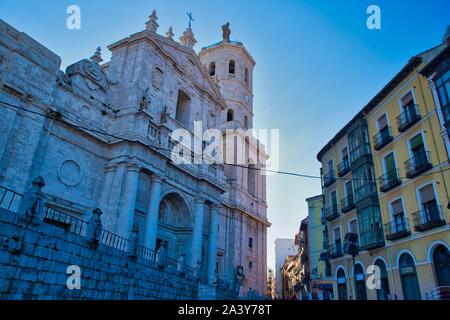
[0,11,269,297]
[274,238,297,298]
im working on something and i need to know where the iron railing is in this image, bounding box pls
[384,217,410,241]
[327,242,343,259]
[43,206,88,236]
[397,104,421,132]
[323,171,336,188]
[373,126,394,150]
[324,205,340,222]
[379,169,402,192]
[0,185,23,212]
[411,206,446,232]
[404,150,432,178]
[337,159,350,177]
[354,181,377,203]
[138,245,156,261]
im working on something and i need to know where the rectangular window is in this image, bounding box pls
[349,219,358,234]
[401,92,414,107]
[377,114,388,130]
[248,237,253,249]
[419,184,439,221]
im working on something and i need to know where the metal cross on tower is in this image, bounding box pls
[186,12,195,29]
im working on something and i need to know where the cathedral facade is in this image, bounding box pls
[0,11,269,297]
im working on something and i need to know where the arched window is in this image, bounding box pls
[227,109,234,122]
[433,245,450,287]
[375,259,391,300]
[399,253,421,300]
[249,261,253,269]
[175,90,191,127]
[336,268,347,300]
[229,60,235,74]
[354,264,367,300]
[244,116,248,129]
[209,61,216,76]
[244,67,249,85]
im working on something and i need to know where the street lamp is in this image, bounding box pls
[343,233,360,300]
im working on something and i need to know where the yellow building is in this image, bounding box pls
[316,33,450,300]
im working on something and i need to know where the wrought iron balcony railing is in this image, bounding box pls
[379,168,402,192]
[373,126,394,151]
[337,159,351,177]
[397,104,421,132]
[43,206,88,236]
[404,151,432,178]
[340,195,355,213]
[359,226,385,250]
[323,170,336,188]
[327,242,343,259]
[411,206,446,232]
[384,217,410,241]
[324,205,340,222]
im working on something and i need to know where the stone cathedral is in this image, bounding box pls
[0,10,269,298]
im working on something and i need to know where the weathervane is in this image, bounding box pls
[186,12,195,29]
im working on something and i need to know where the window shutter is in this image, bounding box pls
[401,92,414,106]
[378,114,388,130]
[384,153,396,172]
[420,184,435,203]
[391,199,404,215]
[410,134,423,150]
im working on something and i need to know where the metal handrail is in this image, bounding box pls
[43,206,88,236]
[100,229,129,252]
[0,185,23,212]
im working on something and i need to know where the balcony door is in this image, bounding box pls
[383,152,397,182]
[401,92,416,120]
[433,244,450,287]
[333,227,341,252]
[330,191,338,214]
[399,253,421,300]
[418,184,439,223]
[345,181,353,205]
[390,199,406,233]
[409,133,426,164]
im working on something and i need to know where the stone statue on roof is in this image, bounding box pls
[222,22,231,42]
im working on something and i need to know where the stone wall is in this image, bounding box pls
[0,207,198,300]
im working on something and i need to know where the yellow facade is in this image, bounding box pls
[317,42,450,300]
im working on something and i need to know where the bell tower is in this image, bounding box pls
[199,23,255,130]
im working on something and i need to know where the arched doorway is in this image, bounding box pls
[354,263,367,300]
[399,253,421,300]
[336,268,347,300]
[375,259,391,300]
[433,244,450,287]
[157,193,192,263]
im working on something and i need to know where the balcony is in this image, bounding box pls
[372,126,394,151]
[359,227,385,250]
[323,171,336,188]
[327,242,343,259]
[379,169,402,193]
[411,206,446,232]
[337,159,351,177]
[404,151,432,178]
[397,104,421,132]
[340,195,355,213]
[384,217,410,241]
[324,205,340,222]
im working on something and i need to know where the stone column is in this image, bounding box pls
[207,204,219,285]
[143,175,162,250]
[116,163,140,239]
[191,198,205,267]
[98,165,116,230]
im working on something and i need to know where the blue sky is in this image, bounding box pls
[1,0,449,271]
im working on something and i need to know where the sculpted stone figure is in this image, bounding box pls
[177,254,186,275]
[156,241,168,267]
[222,23,231,42]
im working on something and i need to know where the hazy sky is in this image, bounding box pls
[1,0,449,271]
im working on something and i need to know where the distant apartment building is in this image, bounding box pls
[306,195,333,297]
[274,238,298,298]
[316,30,450,300]
[267,268,275,299]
